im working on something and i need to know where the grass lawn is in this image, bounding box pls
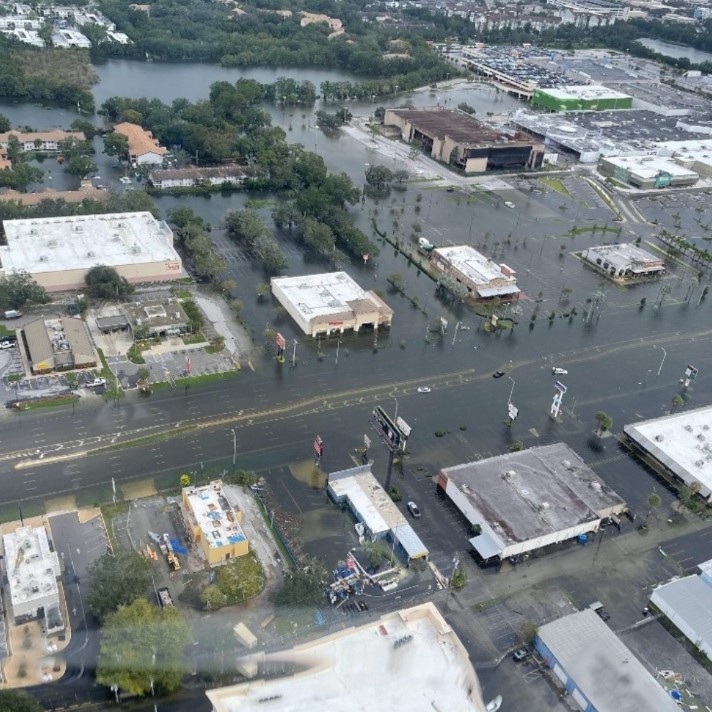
[540,176,572,198]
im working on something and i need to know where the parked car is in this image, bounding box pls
[0,341,15,350]
[406,501,421,518]
[512,648,530,662]
[493,370,505,378]
[417,386,431,393]
[504,201,515,209]
[552,367,568,375]
[87,377,106,388]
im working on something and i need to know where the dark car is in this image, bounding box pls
[493,371,505,379]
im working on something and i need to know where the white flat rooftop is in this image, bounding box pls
[540,85,631,101]
[604,154,697,180]
[624,405,712,497]
[184,482,246,550]
[207,603,488,712]
[433,245,518,291]
[271,272,378,321]
[0,211,179,274]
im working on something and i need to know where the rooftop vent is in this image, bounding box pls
[655,434,664,442]
[685,425,693,432]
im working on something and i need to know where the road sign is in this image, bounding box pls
[275,332,286,349]
[508,403,519,421]
[554,381,568,394]
[685,365,698,381]
[396,416,412,439]
[313,435,324,458]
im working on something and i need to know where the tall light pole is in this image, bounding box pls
[656,346,667,377]
[335,338,342,365]
[507,376,515,405]
[231,429,236,467]
[392,395,399,423]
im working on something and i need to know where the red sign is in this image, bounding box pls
[275,332,286,349]
[313,435,323,457]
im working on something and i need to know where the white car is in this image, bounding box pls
[407,501,421,518]
[552,367,568,375]
[486,696,503,712]
[87,377,106,388]
[504,201,515,209]
[417,386,431,393]
[0,341,15,350]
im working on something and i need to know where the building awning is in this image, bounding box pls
[393,523,429,561]
[477,285,520,298]
[469,533,502,560]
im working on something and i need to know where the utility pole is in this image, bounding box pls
[335,338,341,365]
[291,339,297,368]
[656,346,667,377]
[231,429,236,467]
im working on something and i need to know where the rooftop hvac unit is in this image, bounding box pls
[87,251,95,258]
[655,434,664,441]
[685,425,693,432]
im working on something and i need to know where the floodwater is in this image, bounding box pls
[637,38,712,65]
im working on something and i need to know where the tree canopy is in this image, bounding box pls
[96,597,191,697]
[87,549,151,621]
[84,265,135,299]
[0,690,43,712]
[0,271,50,311]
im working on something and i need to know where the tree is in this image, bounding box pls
[87,550,151,621]
[365,165,394,191]
[103,132,129,160]
[85,265,134,299]
[0,690,43,712]
[179,473,191,487]
[594,411,613,436]
[65,154,97,178]
[0,271,46,310]
[0,113,10,133]
[96,598,190,697]
[671,394,684,412]
[70,118,97,140]
[509,440,524,452]
[451,564,467,589]
[457,102,476,115]
[274,561,326,607]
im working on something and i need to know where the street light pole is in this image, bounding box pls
[335,338,341,365]
[657,346,667,377]
[292,339,297,368]
[507,376,516,405]
[231,429,236,467]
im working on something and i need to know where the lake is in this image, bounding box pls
[637,38,712,65]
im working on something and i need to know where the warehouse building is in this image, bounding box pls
[182,480,249,566]
[532,85,632,112]
[22,317,97,374]
[437,443,626,564]
[2,525,63,633]
[624,405,712,501]
[651,567,712,662]
[383,108,544,173]
[431,245,520,300]
[535,609,677,711]
[207,602,493,712]
[270,272,393,338]
[581,243,666,280]
[0,212,183,292]
[598,155,699,189]
[328,465,428,563]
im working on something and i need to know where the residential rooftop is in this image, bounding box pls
[207,602,489,712]
[113,122,167,158]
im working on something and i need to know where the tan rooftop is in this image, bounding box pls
[113,122,166,158]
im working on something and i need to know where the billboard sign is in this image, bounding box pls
[685,365,698,381]
[554,381,567,394]
[508,403,519,421]
[396,416,412,439]
[371,406,404,451]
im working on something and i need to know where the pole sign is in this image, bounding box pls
[508,403,519,421]
[313,435,324,459]
[685,365,698,381]
[396,416,412,439]
[554,381,568,394]
[371,406,404,451]
[275,332,286,363]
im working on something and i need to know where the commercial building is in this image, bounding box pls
[431,245,520,300]
[384,108,544,173]
[206,602,492,712]
[657,139,712,179]
[580,243,666,280]
[535,609,677,711]
[532,85,632,112]
[0,211,183,291]
[112,122,167,166]
[2,525,63,633]
[437,443,627,564]
[624,405,712,501]
[182,480,249,566]
[651,567,712,662]
[598,155,699,189]
[122,298,190,338]
[148,165,246,190]
[22,317,97,374]
[270,272,393,338]
[0,129,85,154]
[546,0,629,23]
[327,465,428,563]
